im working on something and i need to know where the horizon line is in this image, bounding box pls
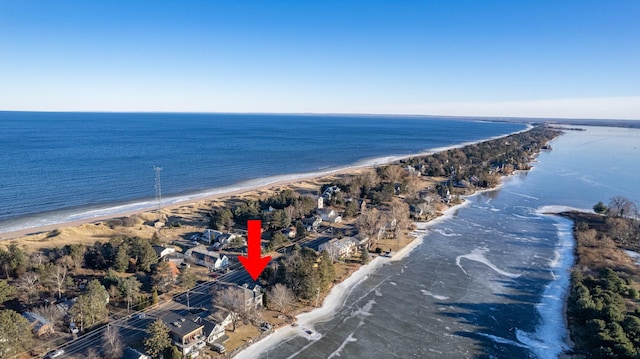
[1,109,638,123]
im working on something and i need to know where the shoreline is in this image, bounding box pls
[234,203,470,358]
[0,125,532,241]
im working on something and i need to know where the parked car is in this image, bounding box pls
[45,349,65,359]
[211,343,226,353]
[69,322,79,334]
[259,322,272,331]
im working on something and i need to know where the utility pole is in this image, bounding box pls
[153,166,162,215]
[315,288,320,307]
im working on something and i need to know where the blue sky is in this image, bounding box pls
[1,1,638,119]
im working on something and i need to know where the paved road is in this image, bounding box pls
[36,265,256,359]
[36,232,334,358]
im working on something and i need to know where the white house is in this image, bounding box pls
[319,237,357,260]
[217,233,237,246]
[152,245,176,260]
[185,247,229,270]
[238,283,263,310]
[202,319,227,344]
[317,208,342,223]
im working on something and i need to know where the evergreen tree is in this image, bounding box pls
[0,309,34,356]
[361,246,370,265]
[144,319,171,358]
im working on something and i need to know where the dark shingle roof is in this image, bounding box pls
[162,312,203,339]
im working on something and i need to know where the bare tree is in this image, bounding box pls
[382,165,405,184]
[356,208,385,250]
[86,347,103,359]
[30,252,48,267]
[52,264,68,299]
[16,272,39,304]
[388,199,411,239]
[323,243,341,262]
[285,205,296,227]
[608,196,638,218]
[212,286,245,331]
[102,324,124,359]
[403,176,422,199]
[268,284,295,315]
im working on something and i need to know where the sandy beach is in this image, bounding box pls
[0,166,372,251]
[0,124,533,249]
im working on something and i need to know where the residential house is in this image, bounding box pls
[56,297,77,315]
[283,226,297,239]
[122,348,150,359]
[163,252,187,267]
[317,208,342,223]
[185,247,229,270]
[217,233,237,246]
[152,245,176,260]
[202,318,228,345]
[301,215,322,232]
[409,204,424,218]
[319,237,357,260]
[202,229,223,244]
[321,186,341,200]
[209,307,233,328]
[22,312,55,337]
[238,283,263,310]
[404,165,420,176]
[162,313,204,357]
[353,233,370,249]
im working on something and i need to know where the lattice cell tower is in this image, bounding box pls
[153,166,162,213]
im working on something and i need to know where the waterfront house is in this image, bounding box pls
[184,247,229,270]
[238,283,263,310]
[319,237,357,260]
[163,312,204,357]
[202,318,228,344]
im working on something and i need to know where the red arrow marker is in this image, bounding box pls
[238,220,272,281]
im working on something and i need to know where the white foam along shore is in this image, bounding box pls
[515,215,575,359]
[233,200,472,358]
[0,124,532,238]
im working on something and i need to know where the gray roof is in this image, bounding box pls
[162,312,203,339]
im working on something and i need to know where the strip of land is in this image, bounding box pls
[560,201,640,358]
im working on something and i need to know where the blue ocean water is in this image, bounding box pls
[0,112,525,234]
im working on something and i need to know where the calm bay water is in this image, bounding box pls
[0,112,525,234]
[257,126,640,359]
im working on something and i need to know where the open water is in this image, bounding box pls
[255,126,640,358]
[0,112,525,234]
